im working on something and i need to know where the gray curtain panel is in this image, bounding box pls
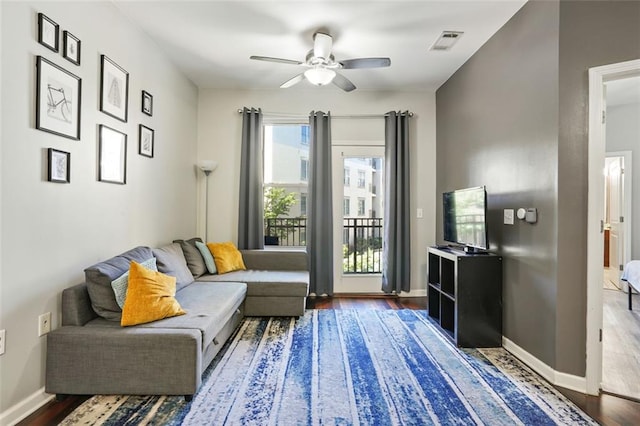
[307,111,334,296]
[237,107,264,250]
[382,111,411,293]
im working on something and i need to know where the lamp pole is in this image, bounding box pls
[199,160,218,241]
[203,169,211,241]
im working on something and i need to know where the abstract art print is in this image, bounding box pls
[100,55,129,122]
[37,13,59,52]
[141,90,153,116]
[139,124,154,158]
[63,31,80,65]
[36,56,81,140]
[48,148,70,183]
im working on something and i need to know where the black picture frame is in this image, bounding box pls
[98,125,127,185]
[37,13,59,52]
[100,55,129,123]
[62,31,81,65]
[48,148,70,183]
[139,124,154,158]
[36,56,82,140]
[141,90,153,116]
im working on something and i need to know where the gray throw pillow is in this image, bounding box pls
[85,246,154,321]
[173,238,207,278]
[153,243,195,291]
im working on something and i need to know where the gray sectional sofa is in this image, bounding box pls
[45,239,309,400]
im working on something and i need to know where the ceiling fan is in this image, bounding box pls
[250,32,391,92]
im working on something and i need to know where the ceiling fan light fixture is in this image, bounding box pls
[304,67,336,86]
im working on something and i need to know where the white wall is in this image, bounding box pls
[197,88,436,295]
[0,1,198,422]
[606,102,640,258]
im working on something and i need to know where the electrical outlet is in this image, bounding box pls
[38,312,51,336]
[0,329,5,355]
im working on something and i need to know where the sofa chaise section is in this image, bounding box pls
[198,249,309,316]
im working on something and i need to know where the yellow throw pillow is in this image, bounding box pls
[121,261,186,327]
[207,241,246,274]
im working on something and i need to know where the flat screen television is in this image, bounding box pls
[443,186,488,252]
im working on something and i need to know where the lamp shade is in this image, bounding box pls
[304,67,336,86]
[199,160,218,173]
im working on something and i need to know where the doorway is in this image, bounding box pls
[602,154,630,292]
[332,145,385,293]
[586,59,640,398]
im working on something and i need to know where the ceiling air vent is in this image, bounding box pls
[430,31,464,51]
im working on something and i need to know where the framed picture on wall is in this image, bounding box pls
[37,13,59,52]
[35,56,82,140]
[139,124,154,158]
[141,90,153,116]
[48,148,70,183]
[100,55,129,122]
[62,31,81,65]
[98,125,127,184]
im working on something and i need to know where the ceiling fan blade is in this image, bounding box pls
[313,32,333,60]
[340,57,391,69]
[280,73,305,89]
[250,56,303,66]
[332,72,356,92]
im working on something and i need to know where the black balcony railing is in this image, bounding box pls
[264,217,383,274]
[265,218,307,246]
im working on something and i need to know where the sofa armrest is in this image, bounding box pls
[240,249,308,271]
[62,283,98,326]
[46,326,201,396]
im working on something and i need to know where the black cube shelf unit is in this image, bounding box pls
[427,246,503,347]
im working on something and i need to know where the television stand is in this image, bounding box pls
[427,246,503,347]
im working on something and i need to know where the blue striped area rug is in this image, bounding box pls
[61,310,596,425]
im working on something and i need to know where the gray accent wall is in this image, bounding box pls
[437,0,560,370]
[556,0,640,375]
[437,0,640,376]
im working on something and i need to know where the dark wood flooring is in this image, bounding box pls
[19,296,640,426]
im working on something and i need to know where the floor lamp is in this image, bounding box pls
[199,160,218,241]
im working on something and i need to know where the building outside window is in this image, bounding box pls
[301,125,309,145]
[344,167,351,186]
[357,170,366,188]
[300,193,307,216]
[343,197,350,216]
[358,198,366,216]
[300,158,308,181]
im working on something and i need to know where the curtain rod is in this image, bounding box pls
[236,109,413,119]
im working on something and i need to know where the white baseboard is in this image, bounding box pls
[0,387,54,426]
[502,336,587,393]
[399,289,427,297]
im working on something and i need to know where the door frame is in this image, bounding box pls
[586,59,640,395]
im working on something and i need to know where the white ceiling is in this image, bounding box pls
[113,0,527,92]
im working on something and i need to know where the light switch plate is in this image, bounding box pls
[417,208,423,219]
[504,209,514,225]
